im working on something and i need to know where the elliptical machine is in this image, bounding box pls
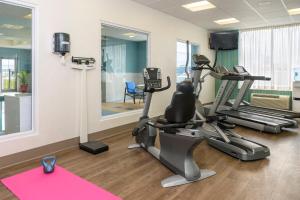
[191,55,270,161]
[129,68,216,188]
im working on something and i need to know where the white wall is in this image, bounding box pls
[0,0,215,157]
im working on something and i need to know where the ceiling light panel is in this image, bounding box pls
[24,13,32,19]
[123,33,136,37]
[214,18,239,25]
[1,24,24,30]
[182,1,216,12]
[288,8,300,15]
[258,1,272,6]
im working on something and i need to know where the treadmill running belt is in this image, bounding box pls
[239,107,288,118]
[239,105,300,119]
[218,110,293,126]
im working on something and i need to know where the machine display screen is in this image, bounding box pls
[144,68,162,89]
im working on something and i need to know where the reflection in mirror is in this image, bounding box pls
[0,2,32,136]
[101,24,148,117]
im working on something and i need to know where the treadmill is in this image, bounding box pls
[212,68,298,134]
[231,66,300,119]
[191,55,270,161]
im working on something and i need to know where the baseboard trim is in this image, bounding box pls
[0,122,137,170]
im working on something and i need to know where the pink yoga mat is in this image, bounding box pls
[1,165,121,200]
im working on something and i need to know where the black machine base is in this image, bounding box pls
[79,141,109,154]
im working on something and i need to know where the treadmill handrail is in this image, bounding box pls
[243,75,271,81]
[210,71,245,80]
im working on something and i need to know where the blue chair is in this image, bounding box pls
[124,81,144,104]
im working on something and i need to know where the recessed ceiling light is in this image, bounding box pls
[182,1,216,12]
[258,1,271,6]
[214,18,239,25]
[24,13,32,19]
[123,33,136,38]
[1,24,24,30]
[288,8,300,15]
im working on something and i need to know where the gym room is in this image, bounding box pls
[0,0,299,199]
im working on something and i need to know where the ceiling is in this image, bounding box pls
[102,25,148,42]
[132,0,300,31]
[0,2,32,49]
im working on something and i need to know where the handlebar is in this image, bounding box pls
[144,76,171,93]
[192,66,215,71]
[156,76,171,92]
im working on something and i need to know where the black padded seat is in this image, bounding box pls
[164,81,196,124]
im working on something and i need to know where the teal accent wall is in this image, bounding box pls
[137,41,147,70]
[215,50,239,99]
[215,50,293,109]
[0,47,32,72]
[101,37,147,73]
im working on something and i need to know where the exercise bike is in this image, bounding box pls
[128,68,216,188]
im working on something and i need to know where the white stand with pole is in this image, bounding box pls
[72,62,108,154]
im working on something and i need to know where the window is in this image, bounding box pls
[0,2,33,136]
[101,24,148,117]
[176,41,199,83]
[239,25,300,90]
[1,59,17,92]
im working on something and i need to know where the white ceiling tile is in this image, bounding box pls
[230,10,262,20]
[132,0,161,6]
[247,0,284,10]
[268,17,293,25]
[146,0,210,10]
[263,10,290,19]
[211,0,253,12]
[284,0,300,9]
[132,0,300,30]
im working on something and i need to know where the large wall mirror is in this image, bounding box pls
[101,24,148,117]
[0,2,33,136]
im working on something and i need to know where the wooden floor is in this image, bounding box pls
[102,102,144,115]
[1,125,300,200]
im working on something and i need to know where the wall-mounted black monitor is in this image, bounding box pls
[209,31,238,50]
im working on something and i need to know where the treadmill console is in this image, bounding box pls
[234,66,249,75]
[144,68,162,89]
